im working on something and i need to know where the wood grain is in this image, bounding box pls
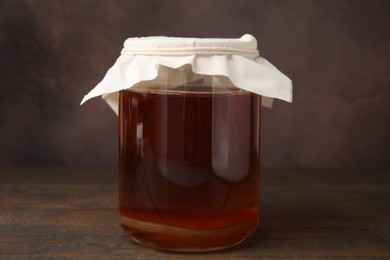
[1,167,389,259]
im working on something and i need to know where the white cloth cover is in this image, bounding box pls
[81,34,292,113]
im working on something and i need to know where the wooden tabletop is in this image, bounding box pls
[1,167,389,259]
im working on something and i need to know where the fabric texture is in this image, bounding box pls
[81,34,292,113]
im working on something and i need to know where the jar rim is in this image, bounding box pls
[121,34,259,58]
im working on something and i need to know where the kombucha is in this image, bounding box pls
[118,88,261,251]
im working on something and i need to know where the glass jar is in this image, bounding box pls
[118,67,261,251]
[81,34,292,252]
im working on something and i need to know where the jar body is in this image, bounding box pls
[118,72,261,251]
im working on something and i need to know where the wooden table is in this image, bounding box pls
[1,167,389,259]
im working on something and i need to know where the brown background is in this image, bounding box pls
[0,0,389,170]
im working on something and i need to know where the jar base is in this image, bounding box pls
[130,236,245,252]
[120,215,258,252]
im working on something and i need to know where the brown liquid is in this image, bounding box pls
[118,89,261,251]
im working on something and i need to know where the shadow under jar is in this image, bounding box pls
[118,73,261,252]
